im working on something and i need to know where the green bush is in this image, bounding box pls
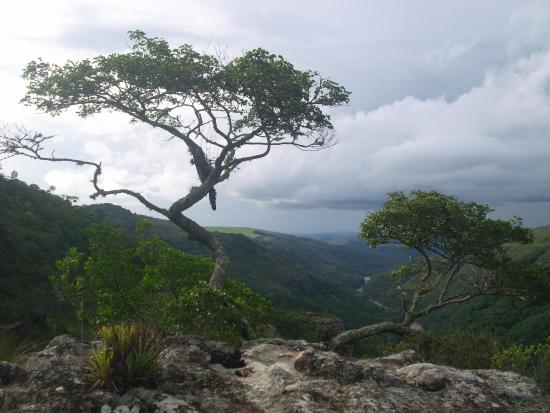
[51,221,273,346]
[0,332,34,362]
[88,323,163,394]
[386,331,499,369]
[492,340,550,391]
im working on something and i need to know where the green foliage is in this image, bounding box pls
[493,340,550,391]
[21,30,349,147]
[84,203,410,329]
[51,221,273,345]
[508,225,550,264]
[89,323,162,394]
[0,178,409,343]
[360,190,532,268]
[49,247,93,339]
[500,261,550,303]
[0,177,94,333]
[272,309,345,343]
[0,332,34,362]
[169,280,272,347]
[387,331,499,369]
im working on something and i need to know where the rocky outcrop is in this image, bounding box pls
[0,335,548,412]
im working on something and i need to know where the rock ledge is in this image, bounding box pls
[0,335,548,412]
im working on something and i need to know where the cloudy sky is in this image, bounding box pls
[2,0,550,233]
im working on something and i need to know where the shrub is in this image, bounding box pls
[492,340,550,391]
[169,279,273,347]
[88,323,163,394]
[387,331,499,369]
[51,222,273,346]
[0,332,34,362]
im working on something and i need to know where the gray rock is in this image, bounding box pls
[400,363,448,390]
[163,335,244,368]
[1,335,549,412]
[0,360,27,385]
[294,348,365,384]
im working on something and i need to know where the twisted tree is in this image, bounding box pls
[0,31,350,287]
[329,190,533,350]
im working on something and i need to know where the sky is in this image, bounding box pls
[1,0,550,233]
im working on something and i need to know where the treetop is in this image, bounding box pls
[21,30,350,147]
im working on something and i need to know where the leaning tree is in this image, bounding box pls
[329,190,533,350]
[0,31,350,287]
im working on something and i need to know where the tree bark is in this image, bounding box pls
[168,210,228,288]
[328,321,412,350]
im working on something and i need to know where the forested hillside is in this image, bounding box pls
[0,177,94,330]
[84,203,411,327]
[0,178,409,334]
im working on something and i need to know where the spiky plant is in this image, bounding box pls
[0,332,34,362]
[88,323,163,393]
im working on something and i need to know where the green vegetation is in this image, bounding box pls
[84,203,410,328]
[387,331,499,369]
[0,176,94,333]
[207,227,261,239]
[493,340,550,391]
[380,331,550,390]
[0,180,408,340]
[0,332,34,362]
[508,226,550,264]
[50,221,272,346]
[89,323,163,394]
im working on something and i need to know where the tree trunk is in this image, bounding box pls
[328,321,412,350]
[168,211,228,288]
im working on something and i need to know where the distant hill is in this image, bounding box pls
[207,226,262,239]
[297,231,359,244]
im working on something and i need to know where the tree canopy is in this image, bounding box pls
[360,190,532,273]
[1,30,350,287]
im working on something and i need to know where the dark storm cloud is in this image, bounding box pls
[229,51,550,216]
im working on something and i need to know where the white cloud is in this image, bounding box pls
[228,51,550,210]
[417,39,479,72]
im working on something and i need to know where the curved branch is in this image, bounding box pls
[329,322,412,350]
[0,127,168,217]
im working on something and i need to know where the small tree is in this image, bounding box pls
[329,190,533,350]
[0,30,350,287]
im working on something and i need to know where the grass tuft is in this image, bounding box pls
[0,332,34,362]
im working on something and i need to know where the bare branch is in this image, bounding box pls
[0,126,168,217]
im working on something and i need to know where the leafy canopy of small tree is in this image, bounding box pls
[51,221,272,346]
[2,30,350,288]
[330,190,534,349]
